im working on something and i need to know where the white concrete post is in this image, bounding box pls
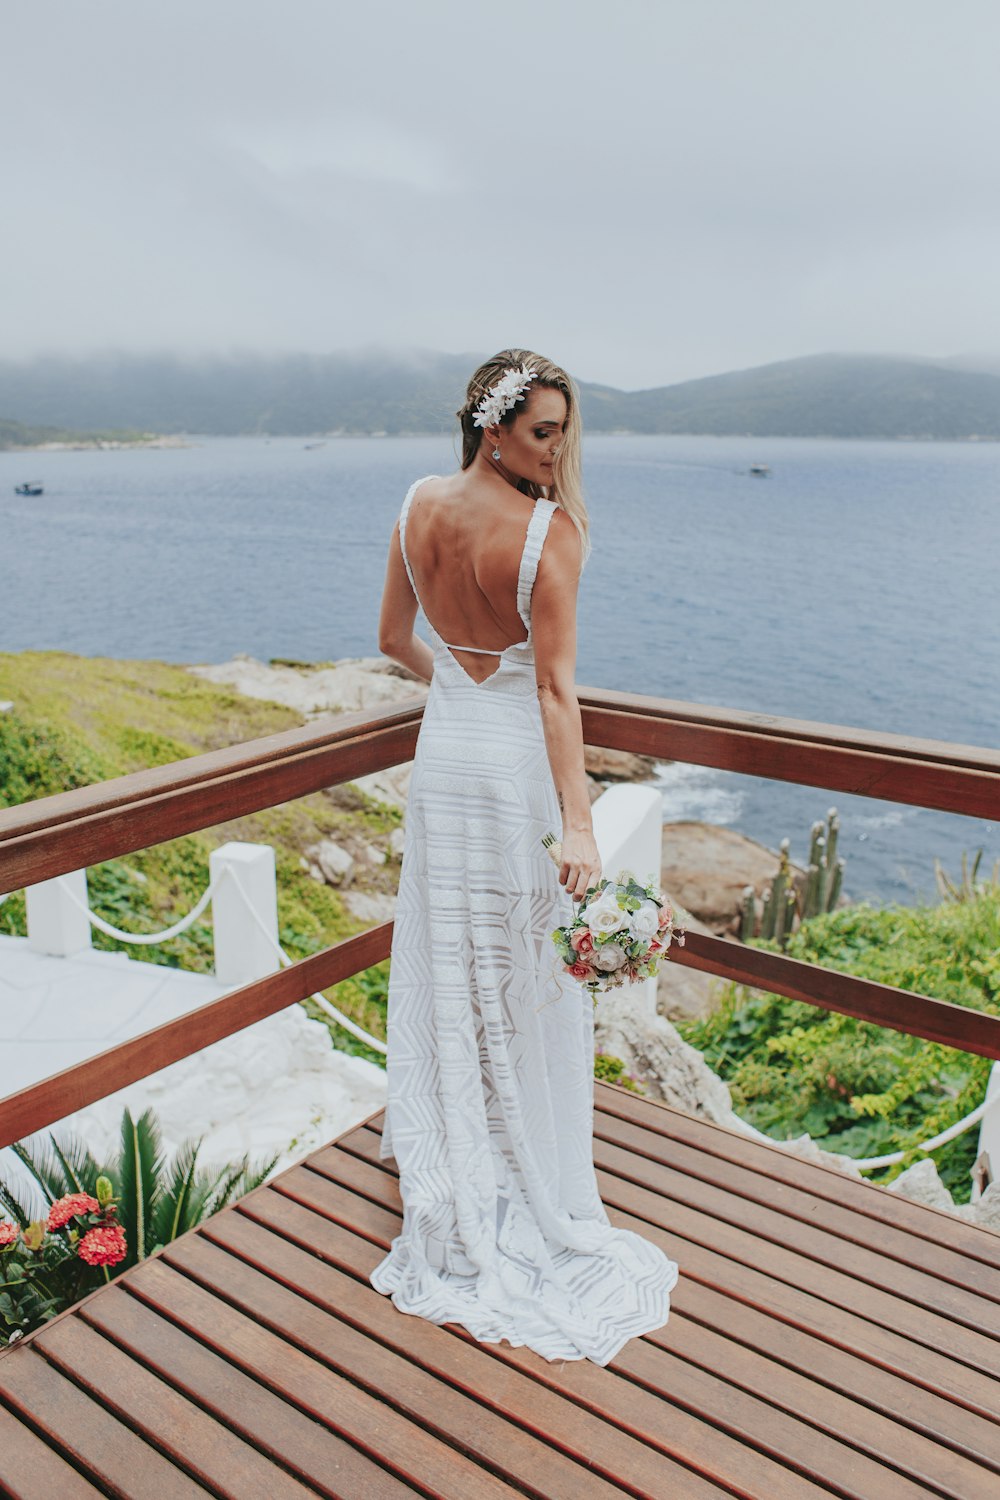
[592,784,664,1021]
[209,842,280,987]
[25,870,92,957]
[975,1061,1000,1200]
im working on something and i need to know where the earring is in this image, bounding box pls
[492,447,501,461]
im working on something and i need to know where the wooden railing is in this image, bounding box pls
[2,688,999,1151]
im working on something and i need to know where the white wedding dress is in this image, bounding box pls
[369,475,679,1364]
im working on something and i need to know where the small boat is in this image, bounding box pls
[303,441,326,450]
[749,464,770,477]
[15,481,44,496]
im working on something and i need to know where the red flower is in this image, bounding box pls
[47,1193,101,1231]
[77,1223,127,1267]
[0,1220,19,1248]
[565,959,597,982]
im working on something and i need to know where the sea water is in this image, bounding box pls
[2,433,997,905]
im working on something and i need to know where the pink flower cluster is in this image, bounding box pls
[76,1223,127,1267]
[46,1193,101,1231]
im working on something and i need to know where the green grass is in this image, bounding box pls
[675,889,1000,1202]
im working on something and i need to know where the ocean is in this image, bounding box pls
[2,433,998,906]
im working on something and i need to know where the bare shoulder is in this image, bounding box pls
[538,505,583,577]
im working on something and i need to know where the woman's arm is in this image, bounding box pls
[377,521,435,682]
[531,511,601,901]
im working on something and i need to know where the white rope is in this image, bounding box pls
[61,873,222,944]
[223,866,388,1056]
[853,1089,1000,1169]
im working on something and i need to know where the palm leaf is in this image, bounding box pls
[8,1140,64,1205]
[150,1139,203,1247]
[0,1177,34,1228]
[49,1134,105,1196]
[204,1152,280,1218]
[117,1108,165,1266]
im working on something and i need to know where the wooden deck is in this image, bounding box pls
[1,1084,999,1499]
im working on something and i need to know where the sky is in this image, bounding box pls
[4,0,1000,390]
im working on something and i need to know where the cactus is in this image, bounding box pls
[739,885,756,941]
[823,810,840,909]
[760,886,774,940]
[827,858,844,909]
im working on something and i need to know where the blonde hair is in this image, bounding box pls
[457,348,590,566]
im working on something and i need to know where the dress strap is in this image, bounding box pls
[516,497,559,633]
[398,475,439,608]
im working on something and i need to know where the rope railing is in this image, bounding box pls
[61,874,221,944]
[851,1091,1000,1170]
[222,865,387,1055]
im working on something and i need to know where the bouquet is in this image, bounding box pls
[542,834,684,995]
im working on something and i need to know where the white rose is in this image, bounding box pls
[594,944,627,972]
[586,892,628,935]
[627,901,660,943]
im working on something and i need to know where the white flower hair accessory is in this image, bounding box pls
[472,365,538,430]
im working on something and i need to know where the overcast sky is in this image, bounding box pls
[4,1,999,389]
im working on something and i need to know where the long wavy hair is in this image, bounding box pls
[457,347,590,566]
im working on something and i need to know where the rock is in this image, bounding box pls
[970,1180,1000,1233]
[188,653,427,720]
[341,890,396,925]
[886,1158,955,1211]
[351,764,413,810]
[655,906,723,1023]
[388,827,406,858]
[595,995,746,1128]
[584,746,658,783]
[305,839,356,887]
[359,840,387,868]
[662,821,806,935]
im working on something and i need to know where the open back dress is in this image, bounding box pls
[369,474,679,1365]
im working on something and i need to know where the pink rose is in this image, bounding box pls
[657,904,673,930]
[565,960,597,982]
[570,929,595,955]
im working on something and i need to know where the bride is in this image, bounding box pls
[370,348,679,1365]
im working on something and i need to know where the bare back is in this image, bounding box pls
[401,473,541,683]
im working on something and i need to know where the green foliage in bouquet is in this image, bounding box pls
[676,871,999,1203]
[0,1106,278,1344]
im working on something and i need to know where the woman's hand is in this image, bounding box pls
[559,828,602,903]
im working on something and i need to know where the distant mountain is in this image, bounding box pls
[1,350,999,440]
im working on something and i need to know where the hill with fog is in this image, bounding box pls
[2,350,999,441]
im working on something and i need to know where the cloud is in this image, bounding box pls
[3,0,999,387]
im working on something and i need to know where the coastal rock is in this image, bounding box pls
[305,839,356,887]
[886,1158,955,1211]
[188,653,427,720]
[341,890,396,925]
[662,820,806,934]
[584,746,658,783]
[655,907,723,1023]
[594,995,745,1127]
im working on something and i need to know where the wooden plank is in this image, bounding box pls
[0,700,425,890]
[233,1182,1000,1493]
[160,1231,632,1500]
[79,1286,416,1500]
[577,687,1000,772]
[203,1198,730,1499]
[33,1313,318,1500]
[578,698,1000,819]
[594,1087,1000,1271]
[249,1185,836,1499]
[593,1110,1000,1308]
[122,1254,527,1500]
[0,921,391,1148]
[590,1131,1000,1333]
[355,1120,1000,1418]
[0,1399,105,1499]
[667,931,1000,1061]
[0,1344,211,1498]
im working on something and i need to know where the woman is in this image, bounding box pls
[370,348,679,1364]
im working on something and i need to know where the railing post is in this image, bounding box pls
[591,783,663,1020]
[975,1061,1000,1199]
[209,842,280,987]
[25,871,92,957]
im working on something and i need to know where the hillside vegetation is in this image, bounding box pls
[1,350,999,439]
[0,651,397,1061]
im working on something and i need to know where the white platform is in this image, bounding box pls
[0,934,386,1217]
